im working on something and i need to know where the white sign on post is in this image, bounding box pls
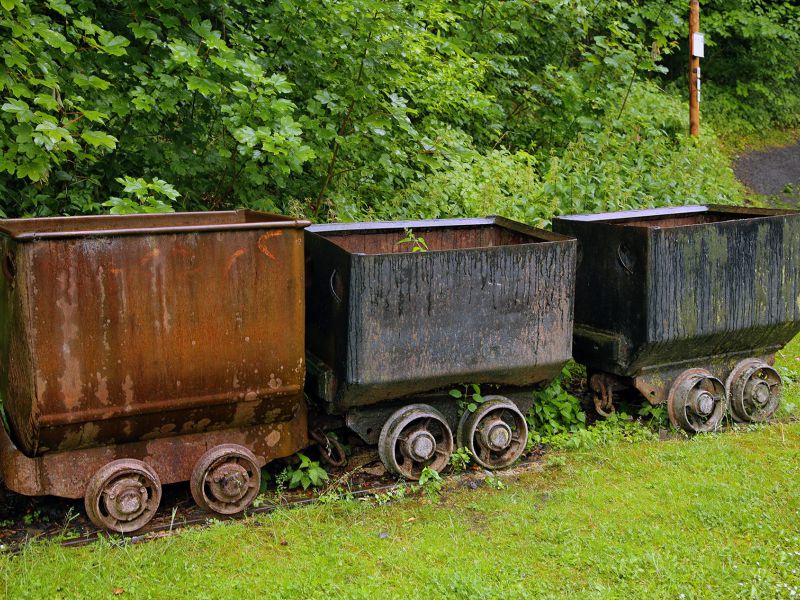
[692,32,705,58]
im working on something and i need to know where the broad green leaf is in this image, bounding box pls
[46,0,72,16]
[16,158,49,182]
[233,126,257,146]
[185,75,222,97]
[73,73,111,90]
[81,130,117,149]
[33,95,58,110]
[2,99,29,114]
[168,40,199,66]
[36,27,76,53]
[79,109,109,123]
[97,32,129,56]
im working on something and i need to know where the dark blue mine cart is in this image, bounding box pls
[305,217,576,477]
[553,205,800,434]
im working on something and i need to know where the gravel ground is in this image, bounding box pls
[733,140,800,203]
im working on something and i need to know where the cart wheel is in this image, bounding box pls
[457,397,528,470]
[726,359,782,423]
[84,459,162,533]
[667,368,727,434]
[190,444,261,515]
[378,404,453,480]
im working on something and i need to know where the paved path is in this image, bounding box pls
[733,140,800,203]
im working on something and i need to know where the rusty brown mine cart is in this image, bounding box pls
[304,217,577,478]
[553,205,800,434]
[0,211,309,532]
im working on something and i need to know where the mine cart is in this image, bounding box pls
[305,217,577,478]
[0,211,309,532]
[553,205,800,434]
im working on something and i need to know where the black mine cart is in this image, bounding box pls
[553,205,800,434]
[305,217,577,478]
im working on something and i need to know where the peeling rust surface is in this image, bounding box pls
[0,210,309,460]
[306,217,576,411]
[0,401,307,499]
[554,205,800,378]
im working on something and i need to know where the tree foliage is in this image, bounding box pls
[0,0,796,219]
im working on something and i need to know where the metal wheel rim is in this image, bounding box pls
[84,459,162,533]
[190,444,261,515]
[725,359,782,423]
[667,369,727,434]
[457,397,528,469]
[378,404,453,480]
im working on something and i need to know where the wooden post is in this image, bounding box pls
[689,0,700,137]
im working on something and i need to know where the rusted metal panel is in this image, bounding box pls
[306,217,577,411]
[630,353,776,406]
[0,401,307,498]
[553,205,800,378]
[0,210,309,458]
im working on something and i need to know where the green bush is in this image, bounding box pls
[527,366,587,441]
[0,1,791,220]
[371,83,743,227]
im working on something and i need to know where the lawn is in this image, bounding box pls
[1,336,799,599]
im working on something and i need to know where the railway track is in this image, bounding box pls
[1,450,547,552]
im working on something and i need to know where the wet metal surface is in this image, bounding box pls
[553,205,800,379]
[0,211,309,469]
[305,217,577,411]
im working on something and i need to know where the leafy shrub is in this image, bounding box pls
[418,466,443,498]
[449,383,486,416]
[527,366,587,441]
[285,453,329,490]
[449,448,472,473]
[0,0,770,221]
[104,177,178,214]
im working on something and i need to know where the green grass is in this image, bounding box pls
[1,337,798,599]
[717,126,800,157]
[777,334,800,412]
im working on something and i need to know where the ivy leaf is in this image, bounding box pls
[81,130,118,149]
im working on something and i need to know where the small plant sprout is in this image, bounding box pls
[450,447,472,473]
[396,227,429,252]
[485,475,506,490]
[418,466,443,498]
[286,453,329,490]
[450,383,485,415]
[638,403,669,430]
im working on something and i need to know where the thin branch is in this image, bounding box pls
[312,12,378,215]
